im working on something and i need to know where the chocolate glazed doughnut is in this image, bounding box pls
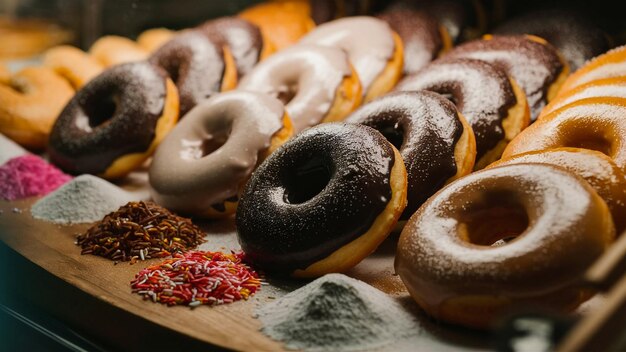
[149,30,237,115]
[198,17,270,78]
[237,122,407,277]
[394,58,529,168]
[48,61,179,179]
[345,91,475,219]
[445,35,569,121]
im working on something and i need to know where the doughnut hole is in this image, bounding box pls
[276,82,298,105]
[282,155,332,204]
[77,91,118,131]
[180,122,232,161]
[561,129,613,156]
[374,120,405,150]
[457,194,530,246]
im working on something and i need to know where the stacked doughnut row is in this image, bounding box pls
[1,0,625,332]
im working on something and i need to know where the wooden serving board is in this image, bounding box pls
[0,197,492,351]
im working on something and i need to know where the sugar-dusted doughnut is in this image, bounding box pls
[559,45,626,94]
[377,9,451,75]
[89,35,149,67]
[395,58,529,168]
[346,91,475,219]
[42,45,104,89]
[48,62,179,179]
[490,148,626,233]
[238,45,362,133]
[237,122,407,277]
[539,76,626,119]
[445,34,569,121]
[503,98,626,173]
[149,30,237,115]
[299,16,404,102]
[0,67,74,150]
[149,91,292,218]
[396,164,614,329]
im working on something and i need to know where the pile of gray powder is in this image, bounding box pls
[256,273,419,351]
[31,175,136,224]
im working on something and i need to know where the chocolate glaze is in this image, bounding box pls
[149,29,225,115]
[48,61,167,175]
[394,58,515,159]
[445,35,564,121]
[345,91,462,219]
[396,164,612,319]
[149,91,285,216]
[237,45,351,133]
[198,17,263,78]
[377,10,442,75]
[493,9,610,72]
[236,122,395,273]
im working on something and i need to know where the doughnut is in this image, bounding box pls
[502,98,626,173]
[377,9,452,75]
[237,122,407,277]
[489,148,626,233]
[445,34,569,121]
[137,28,176,52]
[0,67,74,150]
[299,16,404,102]
[42,45,104,89]
[539,77,626,119]
[0,62,9,83]
[384,0,487,44]
[198,17,273,78]
[149,30,237,116]
[238,45,362,133]
[89,35,149,67]
[394,58,529,168]
[559,46,626,94]
[0,18,73,59]
[345,91,475,219]
[493,9,611,72]
[396,163,615,329]
[238,0,315,50]
[48,62,179,179]
[150,91,292,218]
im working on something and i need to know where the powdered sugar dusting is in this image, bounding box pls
[547,82,626,115]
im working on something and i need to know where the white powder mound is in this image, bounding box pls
[0,133,28,165]
[31,175,136,224]
[256,274,419,351]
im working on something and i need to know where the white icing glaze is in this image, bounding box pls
[238,45,351,133]
[299,16,395,93]
[149,91,285,215]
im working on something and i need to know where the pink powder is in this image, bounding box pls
[0,155,72,200]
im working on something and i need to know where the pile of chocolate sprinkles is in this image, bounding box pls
[76,201,206,263]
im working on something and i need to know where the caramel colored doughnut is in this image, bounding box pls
[395,58,529,168]
[150,91,292,218]
[137,28,176,52]
[539,76,626,119]
[396,164,614,329]
[238,0,315,50]
[502,98,626,173]
[493,9,611,72]
[559,45,626,94]
[198,17,272,78]
[346,91,475,219]
[237,122,407,277]
[489,148,626,233]
[0,62,9,83]
[377,10,452,75]
[42,45,104,89]
[48,62,179,179]
[445,34,570,121]
[238,45,362,133]
[299,16,404,103]
[89,35,149,67]
[149,30,237,116]
[0,67,74,150]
